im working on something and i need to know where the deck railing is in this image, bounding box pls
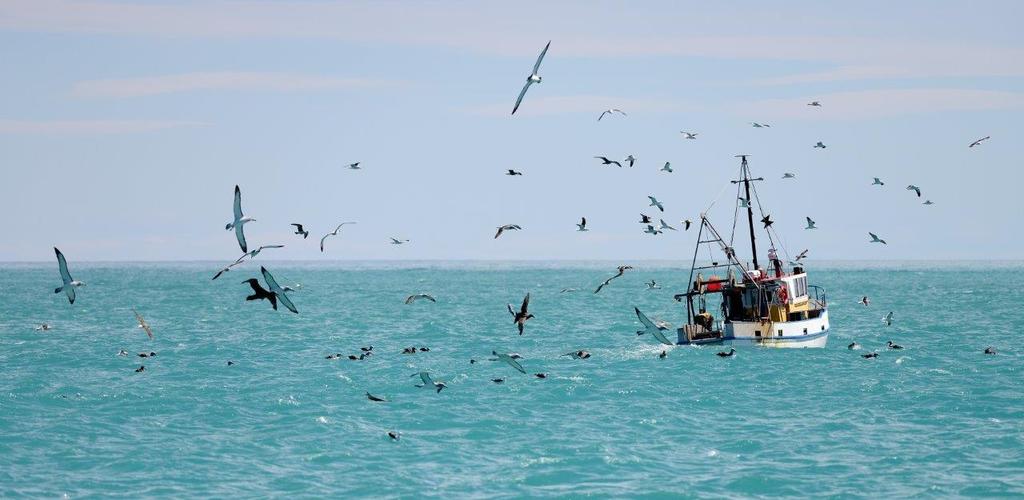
[809,285,827,309]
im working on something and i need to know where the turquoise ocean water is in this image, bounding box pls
[1,261,1022,497]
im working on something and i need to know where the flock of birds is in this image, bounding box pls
[38,41,1002,441]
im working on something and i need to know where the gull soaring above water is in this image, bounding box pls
[661,162,672,173]
[594,156,622,168]
[634,307,674,345]
[576,217,588,232]
[511,41,551,115]
[648,196,664,212]
[494,224,522,239]
[598,109,627,121]
[53,247,84,304]
[320,222,356,252]
[225,185,255,253]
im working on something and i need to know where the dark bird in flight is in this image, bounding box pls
[577,217,588,232]
[494,224,522,239]
[969,136,990,148]
[506,169,523,176]
[594,156,623,168]
[639,214,652,224]
[507,293,534,335]
[595,265,633,294]
[291,223,309,239]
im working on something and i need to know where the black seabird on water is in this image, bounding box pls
[716,348,736,357]
[511,40,550,115]
[859,296,870,306]
[984,347,997,355]
[227,361,234,366]
[53,248,84,304]
[225,185,255,253]
[35,323,52,331]
[135,365,145,372]
[388,431,401,441]
[320,222,357,252]
[659,350,667,359]
[887,341,904,350]
[492,378,505,384]
[360,346,373,352]
[366,392,387,402]
[862,352,879,359]
[290,223,309,238]
[848,342,861,350]
[534,373,548,379]
[138,352,156,358]
[507,293,534,335]
[561,350,591,359]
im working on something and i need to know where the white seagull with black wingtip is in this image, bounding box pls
[261,266,298,314]
[648,196,664,212]
[634,307,674,345]
[53,247,84,304]
[511,41,551,115]
[319,222,357,252]
[225,185,255,253]
[598,109,626,121]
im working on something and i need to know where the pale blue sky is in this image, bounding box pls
[1,0,1022,262]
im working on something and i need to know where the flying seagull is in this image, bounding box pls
[576,217,588,232]
[923,200,934,205]
[491,351,527,374]
[680,132,698,139]
[624,155,636,168]
[494,224,522,239]
[511,40,551,115]
[814,141,826,149]
[291,224,309,239]
[659,219,676,231]
[507,293,534,335]
[872,177,884,186]
[405,294,436,304]
[661,162,672,173]
[133,308,153,340]
[639,214,652,224]
[595,265,632,294]
[906,185,921,197]
[320,222,357,252]
[751,122,771,128]
[644,225,662,235]
[805,217,817,230]
[598,109,627,121]
[782,173,796,179]
[241,244,284,260]
[594,156,622,168]
[225,185,255,253]
[869,232,887,245]
[969,136,990,148]
[634,307,674,345]
[808,101,821,107]
[390,237,410,245]
[347,162,361,170]
[411,371,447,393]
[53,247,83,304]
[506,169,523,176]
[259,266,298,313]
[648,196,664,212]
[683,219,692,231]
[795,249,809,261]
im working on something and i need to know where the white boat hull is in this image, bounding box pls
[725,309,830,348]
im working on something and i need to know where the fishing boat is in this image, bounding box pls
[674,155,829,348]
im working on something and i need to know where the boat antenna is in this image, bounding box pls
[731,155,763,270]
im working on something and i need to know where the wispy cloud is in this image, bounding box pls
[737,89,1024,120]
[3,1,1022,84]
[0,119,204,134]
[71,72,394,98]
[467,95,698,118]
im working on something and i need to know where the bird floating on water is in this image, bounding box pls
[320,222,356,252]
[35,323,52,331]
[848,342,861,350]
[561,350,591,360]
[366,392,387,402]
[494,224,522,239]
[507,293,534,335]
[984,347,997,355]
[887,341,904,350]
[862,352,878,359]
[290,224,309,239]
[53,248,84,304]
[225,185,254,253]
[869,232,887,245]
[716,348,736,357]
[859,296,870,306]
[511,41,550,115]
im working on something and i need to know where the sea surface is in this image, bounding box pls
[1,261,1022,498]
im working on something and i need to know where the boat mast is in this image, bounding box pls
[734,155,762,270]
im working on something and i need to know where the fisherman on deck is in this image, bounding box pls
[768,247,783,278]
